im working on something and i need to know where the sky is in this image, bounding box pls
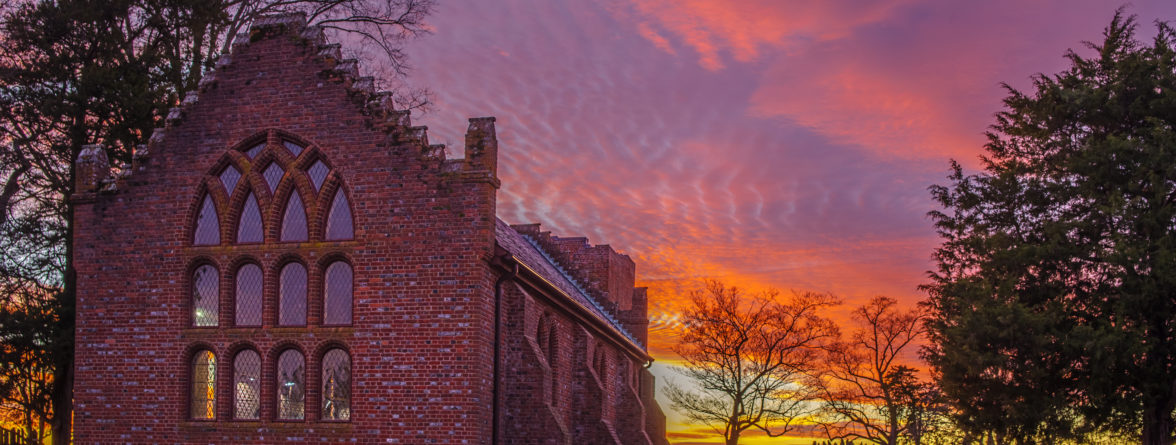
[400,1,1176,443]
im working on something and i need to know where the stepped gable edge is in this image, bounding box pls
[80,11,499,196]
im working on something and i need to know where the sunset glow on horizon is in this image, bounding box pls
[403,1,1176,442]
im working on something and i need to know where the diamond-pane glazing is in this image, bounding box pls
[191,350,216,419]
[237,193,263,243]
[192,265,219,327]
[194,195,220,245]
[235,264,262,326]
[283,140,304,157]
[276,350,305,420]
[219,166,241,195]
[281,194,308,242]
[245,143,263,158]
[324,262,352,325]
[279,263,307,326]
[325,189,353,240]
[264,164,284,192]
[321,349,350,421]
[233,350,260,420]
[307,161,329,191]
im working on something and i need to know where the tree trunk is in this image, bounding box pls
[1141,398,1175,445]
[725,429,740,445]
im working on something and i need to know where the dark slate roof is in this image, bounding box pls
[494,219,642,348]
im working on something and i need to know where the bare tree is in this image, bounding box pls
[814,296,926,445]
[664,281,838,445]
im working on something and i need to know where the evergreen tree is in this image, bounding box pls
[924,12,1176,444]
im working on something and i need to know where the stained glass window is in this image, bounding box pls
[323,262,352,325]
[307,161,329,191]
[194,195,220,245]
[219,166,241,195]
[276,350,305,420]
[192,265,219,327]
[325,189,353,240]
[264,164,284,193]
[235,264,262,326]
[233,350,260,420]
[321,349,350,421]
[283,140,304,157]
[237,193,263,243]
[191,350,216,420]
[281,194,307,242]
[279,263,307,326]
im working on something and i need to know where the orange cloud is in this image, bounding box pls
[615,0,917,70]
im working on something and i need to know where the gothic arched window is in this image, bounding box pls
[323,261,352,325]
[276,349,305,420]
[191,350,217,420]
[192,264,219,327]
[281,193,308,242]
[325,189,353,240]
[194,194,220,245]
[235,264,263,326]
[321,349,351,421]
[238,192,264,243]
[279,263,307,326]
[233,350,261,420]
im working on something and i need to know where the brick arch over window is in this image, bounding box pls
[189,130,353,245]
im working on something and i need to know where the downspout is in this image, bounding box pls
[491,252,518,445]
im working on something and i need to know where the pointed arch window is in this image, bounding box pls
[321,349,351,421]
[279,263,307,326]
[191,350,217,420]
[245,142,263,158]
[233,350,261,420]
[194,195,220,245]
[219,166,241,195]
[283,140,304,157]
[263,164,284,192]
[281,193,308,242]
[276,349,305,420]
[192,265,219,327]
[325,189,353,240]
[307,161,329,191]
[238,193,264,243]
[324,262,352,325]
[235,264,263,326]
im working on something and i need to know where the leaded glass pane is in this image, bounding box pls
[324,262,352,325]
[233,350,260,420]
[219,166,241,195]
[307,161,329,191]
[283,140,304,157]
[276,350,305,420]
[321,349,350,421]
[264,164,284,192]
[245,143,263,158]
[325,189,353,240]
[235,264,262,326]
[279,263,307,326]
[280,194,308,242]
[237,193,264,243]
[192,265,219,327]
[194,195,220,245]
[191,350,216,419]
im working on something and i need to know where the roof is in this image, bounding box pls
[494,219,644,349]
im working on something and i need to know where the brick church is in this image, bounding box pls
[71,14,668,444]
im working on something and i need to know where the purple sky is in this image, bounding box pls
[399,1,1175,441]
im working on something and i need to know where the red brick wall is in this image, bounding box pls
[72,22,498,444]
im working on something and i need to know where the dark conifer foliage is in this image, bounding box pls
[924,12,1176,444]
